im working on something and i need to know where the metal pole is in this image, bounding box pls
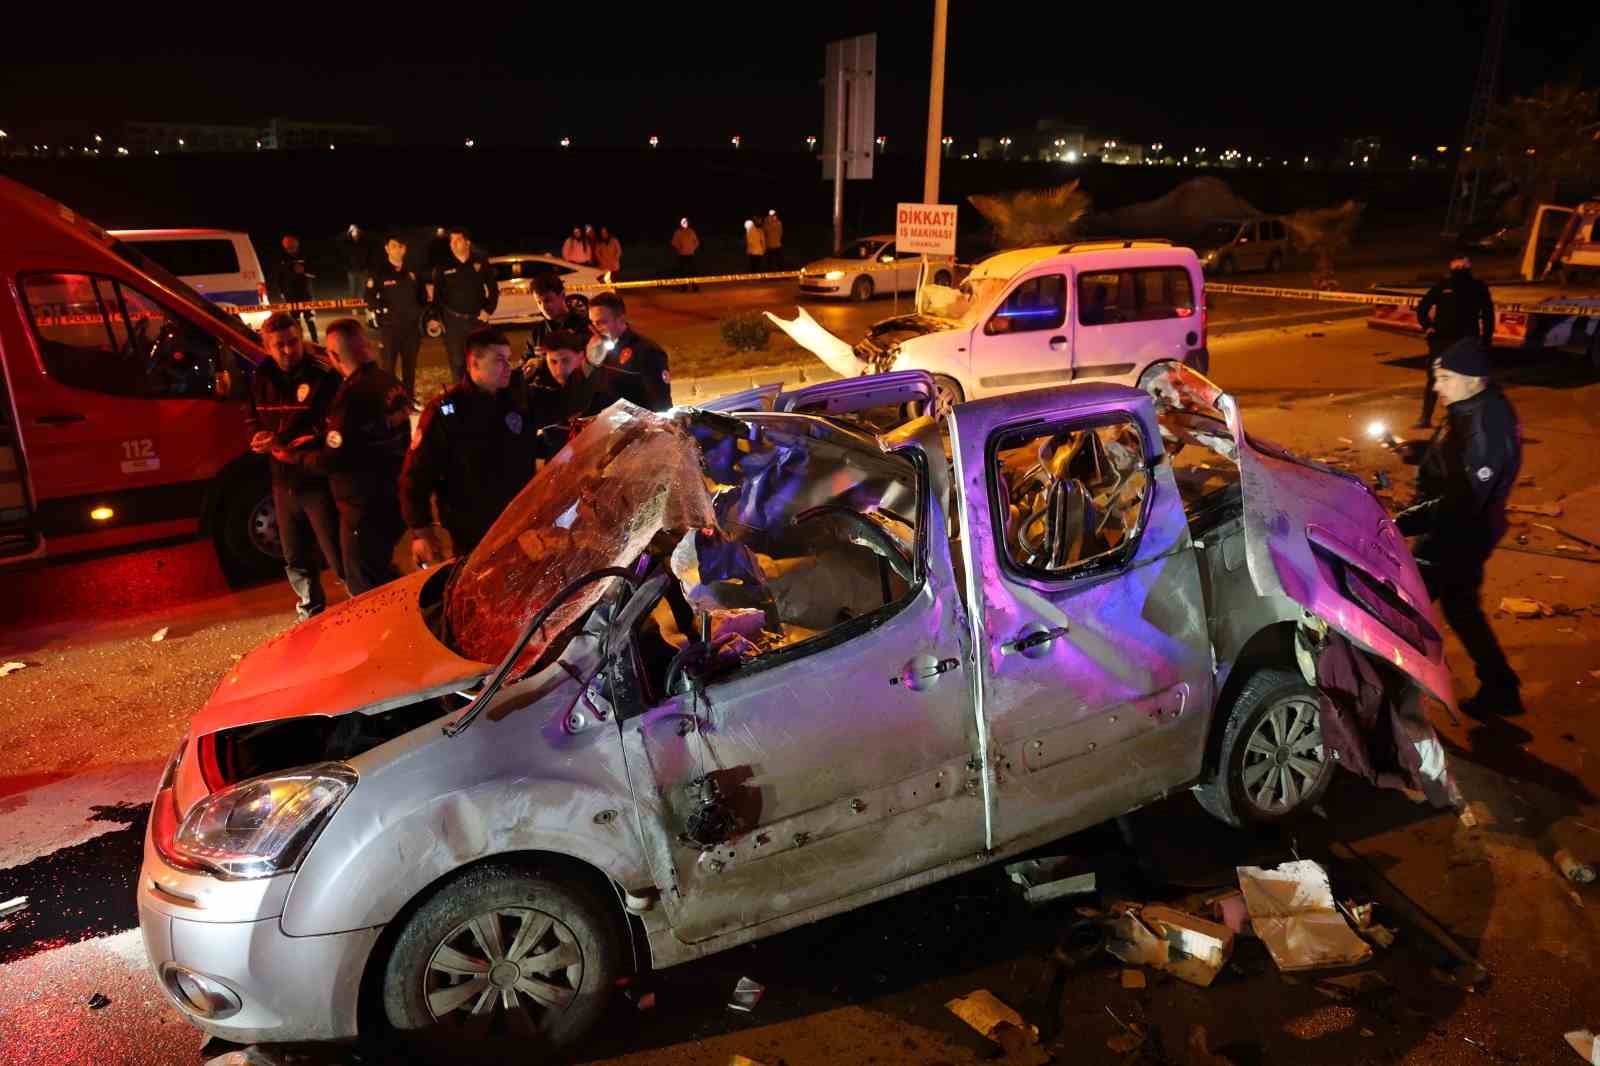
[833,63,847,254]
[923,0,948,205]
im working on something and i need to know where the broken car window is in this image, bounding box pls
[991,417,1149,577]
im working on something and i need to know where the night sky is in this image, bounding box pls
[2,0,1594,153]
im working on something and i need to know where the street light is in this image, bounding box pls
[649,135,659,147]
[177,138,185,147]
[1066,150,1078,163]
[94,134,102,144]
[464,138,475,147]
[255,140,262,149]
[559,136,571,147]
[876,135,887,152]
[731,135,741,148]
[806,135,817,151]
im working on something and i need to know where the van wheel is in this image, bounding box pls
[422,310,445,340]
[1267,251,1284,273]
[1193,668,1334,828]
[214,476,282,587]
[382,864,621,1057]
[851,276,874,302]
[932,269,952,287]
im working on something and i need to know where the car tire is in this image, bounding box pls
[381,863,621,1057]
[851,276,874,302]
[421,310,445,340]
[214,474,282,587]
[932,269,952,287]
[1193,668,1334,828]
[1267,251,1284,273]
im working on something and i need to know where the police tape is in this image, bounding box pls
[1207,281,1600,318]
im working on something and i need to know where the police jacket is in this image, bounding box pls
[430,255,499,318]
[400,377,543,553]
[595,329,671,411]
[1396,385,1521,563]
[524,361,618,424]
[522,308,590,361]
[274,253,315,303]
[339,234,373,274]
[1417,271,1494,343]
[246,355,340,488]
[366,260,427,323]
[290,362,411,508]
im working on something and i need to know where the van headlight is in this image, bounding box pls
[824,270,845,280]
[172,763,357,880]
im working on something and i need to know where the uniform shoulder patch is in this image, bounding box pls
[326,430,344,449]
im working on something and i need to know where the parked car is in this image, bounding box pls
[772,240,1208,419]
[1194,217,1290,276]
[140,367,1458,1055]
[420,254,609,339]
[798,234,952,301]
[110,229,272,329]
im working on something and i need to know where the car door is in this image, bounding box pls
[618,432,983,944]
[1071,265,1201,383]
[963,270,1072,399]
[948,386,1214,851]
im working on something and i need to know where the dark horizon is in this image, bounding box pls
[2,1,1595,157]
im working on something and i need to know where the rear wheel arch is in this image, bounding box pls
[1201,621,1298,777]
[203,453,278,586]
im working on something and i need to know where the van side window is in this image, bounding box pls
[984,274,1066,335]
[22,273,225,400]
[991,417,1150,578]
[1077,268,1195,326]
[124,239,240,278]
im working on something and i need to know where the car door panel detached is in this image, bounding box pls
[949,385,1214,851]
[622,469,981,944]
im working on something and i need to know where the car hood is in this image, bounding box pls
[194,568,491,736]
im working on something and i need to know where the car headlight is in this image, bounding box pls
[172,763,357,880]
[824,270,845,280]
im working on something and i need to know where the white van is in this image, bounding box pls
[110,229,271,329]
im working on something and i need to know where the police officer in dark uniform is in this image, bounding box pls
[247,312,343,619]
[273,235,319,341]
[297,318,412,595]
[429,228,499,382]
[586,290,672,411]
[521,270,591,366]
[1394,337,1523,717]
[401,326,544,566]
[1415,255,1494,428]
[525,328,620,454]
[365,235,427,399]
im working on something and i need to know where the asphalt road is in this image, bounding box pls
[3,286,1600,1065]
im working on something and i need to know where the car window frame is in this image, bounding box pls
[984,410,1157,590]
[983,271,1068,336]
[1074,266,1196,328]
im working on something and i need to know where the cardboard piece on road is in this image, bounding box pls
[1237,860,1373,972]
[1140,906,1235,987]
[895,203,958,256]
[0,661,27,677]
[1499,596,1552,618]
[945,989,1038,1046]
[1567,1030,1600,1064]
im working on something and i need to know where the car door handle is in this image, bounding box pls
[35,412,86,425]
[1001,625,1070,656]
[890,656,961,689]
[1048,335,1067,351]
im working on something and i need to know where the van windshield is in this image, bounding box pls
[108,240,260,348]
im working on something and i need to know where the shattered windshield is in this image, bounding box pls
[923,274,1008,324]
[440,401,921,681]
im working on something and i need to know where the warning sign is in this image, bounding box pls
[896,203,958,256]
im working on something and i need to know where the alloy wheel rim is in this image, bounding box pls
[424,907,584,1035]
[247,495,281,558]
[1239,695,1326,813]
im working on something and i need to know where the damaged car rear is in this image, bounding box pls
[139,370,1458,1056]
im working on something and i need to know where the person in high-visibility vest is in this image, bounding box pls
[744,219,766,272]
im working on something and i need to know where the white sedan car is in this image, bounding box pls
[422,254,609,337]
[798,234,953,301]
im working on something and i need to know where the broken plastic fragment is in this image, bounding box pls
[1566,1029,1600,1064]
[0,896,27,918]
[1236,860,1373,972]
[727,976,765,1013]
[945,989,1037,1046]
[763,307,864,379]
[150,627,169,642]
[0,661,26,677]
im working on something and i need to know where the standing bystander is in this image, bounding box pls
[671,218,700,291]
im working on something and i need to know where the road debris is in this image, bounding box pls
[150,626,169,642]
[86,992,110,1009]
[1555,851,1597,884]
[945,989,1039,1047]
[0,896,27,918]
[728,1056,770,1066]
[1566,1029,1600,1063]
[1107,905,1233,987]
[1499,596,1553,618]
[1209,889,1251,935]
[1236,860,1372,971]
[1508,502,1564,517]
[726,977,764,1013]
[1005,856,1097,905]
[0,661,27,677]
[1315,971,1392,1001]
[1120,968,1146,989]
[1106,911,1167,968]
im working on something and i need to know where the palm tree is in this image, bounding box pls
[968,181,1092,248]
[1479,82,1600,223]
[1283,201,1365,291]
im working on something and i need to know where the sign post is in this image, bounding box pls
[823,34,877,253]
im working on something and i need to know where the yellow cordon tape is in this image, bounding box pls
[1207,281,1600,318]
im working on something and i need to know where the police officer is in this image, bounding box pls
[521,270,590,367]
[527,326,619,429]
[429,227,498,382]
[366,235,426,398]
[401,327,543,566]
[247,312,343,619]
[1394,337,1523,717]
[274,235,319,341]
[587,290,672,411]
[1415,255,1493,428]
[301,319,412,595]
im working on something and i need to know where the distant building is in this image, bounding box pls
[119,117,390,154]
[261,118,389,150]
[1340,135,1382,168]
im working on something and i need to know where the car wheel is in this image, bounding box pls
[932,269,952,287]
[566,294,589,316]
[1193,668,1334,828]
[1267,251,1284,273]
[421,310,445,340]
[214,474,281,587]
[851,276,874,302]
[382,864,621,1056]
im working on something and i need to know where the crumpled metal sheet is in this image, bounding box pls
[445,401,717,675]
[763,307,865,378]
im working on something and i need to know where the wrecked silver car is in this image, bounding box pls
[138,368,1458,1054]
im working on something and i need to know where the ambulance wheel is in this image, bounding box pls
[1194,668,1334,828]
[851,276,874,302]
[215,476,283,587]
